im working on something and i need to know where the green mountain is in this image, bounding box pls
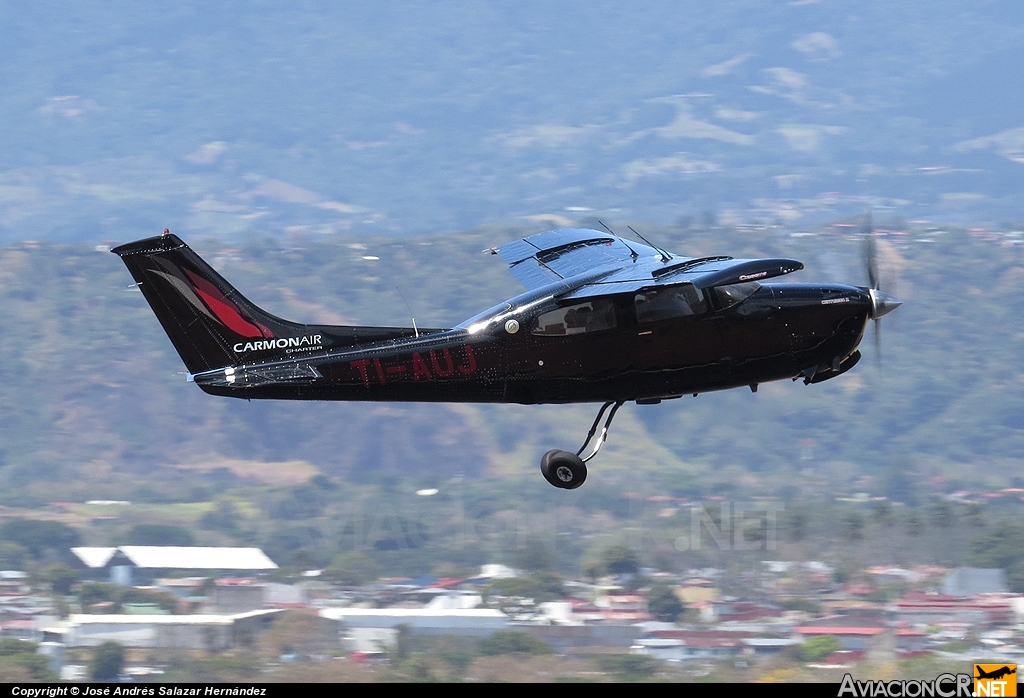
[0,223,1020,505]
[3,3,1024,243]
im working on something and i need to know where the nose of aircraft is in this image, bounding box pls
[868,289,902,319]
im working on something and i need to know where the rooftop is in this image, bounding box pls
[72,546,277,570]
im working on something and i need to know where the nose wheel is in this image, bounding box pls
[540,400,623,489]
[540,449,587,489]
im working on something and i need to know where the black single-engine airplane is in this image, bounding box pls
[113,226,900,489]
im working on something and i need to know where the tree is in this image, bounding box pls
[872,500,894,527]
[436,637,474,677]
[259,611,339,656]
[40,565,77,595]
[0,519,80,558]
[930,501,955,528]
[884,465,918,506]
[478,630,551,656]
[322,551,380,586]
[199,501,239,532]
[904,511,924,537]
[487,572,564,603]
[963,503,986,528]
[968,521,1024,593]
[119,587,180,614]
[799,635,841,662]
[602,544,640,575]
[598,655,659,681]
[0,640,55,681]
[90,641,124,681]
[78,583,120,612]
[80,582,181,614]
[0,542,27,569]
[512,537,552,572]
[842,512,865,541]
[646,584,685,622]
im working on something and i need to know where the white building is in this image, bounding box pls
[44,609,283,650]
[71,546,277,585]
[320,606,509,652]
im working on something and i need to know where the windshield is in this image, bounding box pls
[712,281,761,309]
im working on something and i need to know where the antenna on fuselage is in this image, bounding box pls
[627,225,673,263]
[598,220,639,262]
[395,285,419,338]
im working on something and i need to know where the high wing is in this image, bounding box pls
[494,228,803,298]
[494,228,658,289]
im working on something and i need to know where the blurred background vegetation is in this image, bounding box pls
[0,221,1020,585]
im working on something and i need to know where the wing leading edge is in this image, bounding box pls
[494,228,803,299]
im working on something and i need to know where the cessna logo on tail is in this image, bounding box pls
[233,335,323,353]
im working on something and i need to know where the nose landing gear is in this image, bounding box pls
[540,449,588,489]
[540,400,624,489]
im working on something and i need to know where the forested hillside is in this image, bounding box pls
[0,222,1020,508]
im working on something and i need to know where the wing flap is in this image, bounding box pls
[495,228,660,290]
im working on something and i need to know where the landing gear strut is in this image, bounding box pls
[540,400,624,489]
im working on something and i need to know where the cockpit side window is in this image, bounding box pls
[531,299,617,336]
[712,281,761,310]
[635,284,707,324]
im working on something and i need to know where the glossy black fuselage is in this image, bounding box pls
[195,282,871,404]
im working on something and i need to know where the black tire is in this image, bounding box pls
[540,449,587,489]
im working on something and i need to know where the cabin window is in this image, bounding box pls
[635,284,707,323]
[531,299,617,336]
[712,281,760,309]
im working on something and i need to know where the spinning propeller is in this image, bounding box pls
[861,215,902,362]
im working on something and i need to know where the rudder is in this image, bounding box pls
[114,233,318,374]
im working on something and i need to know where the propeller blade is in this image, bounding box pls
[861,213,892,368]
[862,214,879,290]
[873,317,881,366]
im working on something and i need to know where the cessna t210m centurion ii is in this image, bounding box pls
[113,226,900,489]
